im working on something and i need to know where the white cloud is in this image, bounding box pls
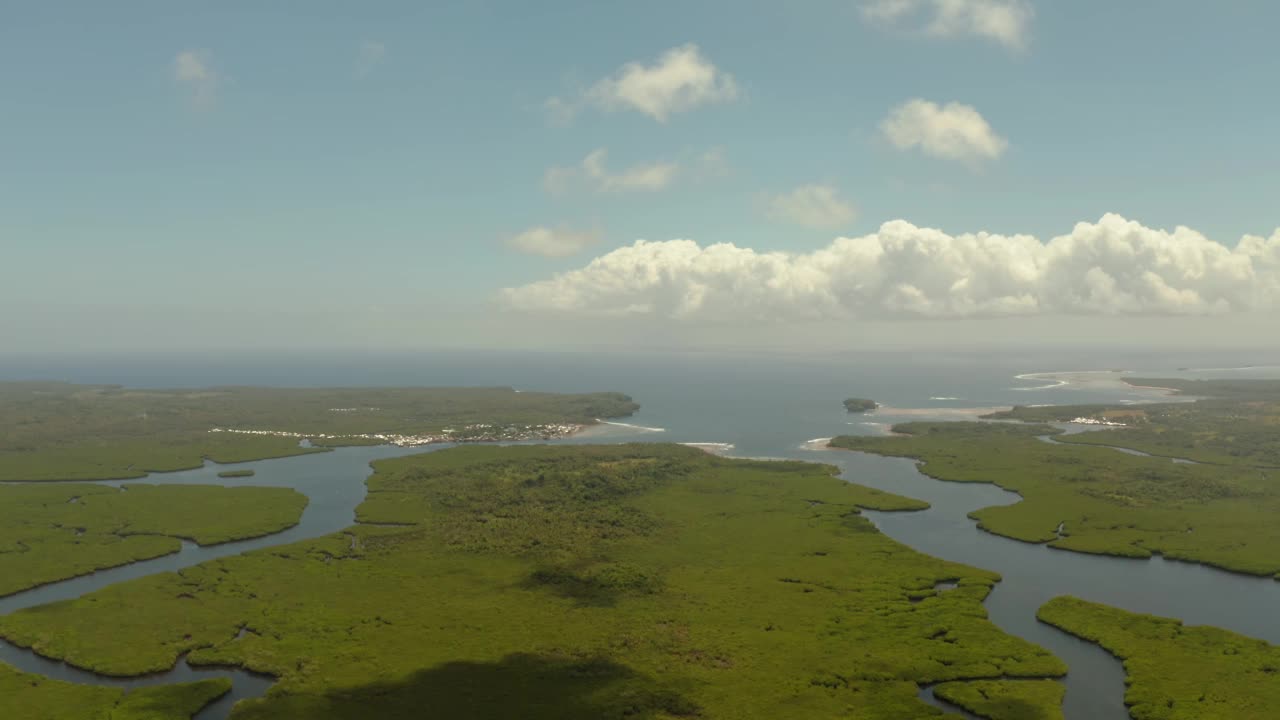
[173,50,219,108]
[862,0,1034,50]
[882,99,1008,162]
[862,0,919,22]
[544,149,679,194]
[355,41,387,77]
[507,226,602,258]
[767,185,857,230]
[547,44,739,123]
[501,215,1280,320]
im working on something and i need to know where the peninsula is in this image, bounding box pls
[831,379,1280,577]
[0,383,640,482]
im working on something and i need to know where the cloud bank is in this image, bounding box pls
[501,215,1280,320]
[547,44,739,123]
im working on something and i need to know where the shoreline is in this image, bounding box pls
[4,416,639,485]
[1120,382,1182,395]
[1013,370,1198,400]
[828,434,1280,582]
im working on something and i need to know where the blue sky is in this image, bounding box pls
[4,1,1279,352]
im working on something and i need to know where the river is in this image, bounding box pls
[2,351,1279,718]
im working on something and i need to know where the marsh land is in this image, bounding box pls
[832,377,1280,718]
[832,379,1280,578]
[0,483,306,599]
[0,663,230,720]
[0,383,639,481]
[1038,597,1280,720]
[1,444,1071,719]
[3,369,1279,719]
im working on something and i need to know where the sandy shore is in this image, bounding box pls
[1122,383,1182,395]
[1014,370,1185,399]
[872,406,1012,419]
[680,442,735,455]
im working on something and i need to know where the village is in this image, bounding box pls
[1067,416,1127,426]
[209,421,585,447]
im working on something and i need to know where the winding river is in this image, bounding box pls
[0,444,430,719]
[3,410,1280,719]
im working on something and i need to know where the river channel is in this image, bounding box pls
[3,381,1279,718]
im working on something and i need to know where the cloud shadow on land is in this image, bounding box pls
[231,653,699,720]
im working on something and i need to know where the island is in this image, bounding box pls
[0,444,1069,719]
[217,469,256,478]
[843,397,878,413]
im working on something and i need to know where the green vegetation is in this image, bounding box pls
[1124,377,1280,400]
[0,444,1065,719]
[830,422,1280,578]
[986,379,1280,467]
[844,398,879,413]
[1038,597,1280,720]
[932,680,1064,720]
[0,382,639,481]
[0,483,307,597]
[0,662,229,720]
[217,469,256,478]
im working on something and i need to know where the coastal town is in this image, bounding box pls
[209,421,585,447]
[1067,417,1127,426]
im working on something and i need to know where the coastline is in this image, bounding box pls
[1014,370,1190,400]
[874,405,1013,419]
[1120,383,1181,395]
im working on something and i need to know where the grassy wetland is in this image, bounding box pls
[0,662,231,720]
[1037,597,1280,720]
[830,421,1280,579]
[932,679,1065,720]
[0,444,1071,719]
[0,483,307,598]
[987,378,1280,467]
[0,382,639,482]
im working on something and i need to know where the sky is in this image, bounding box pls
[3,1,1279,354]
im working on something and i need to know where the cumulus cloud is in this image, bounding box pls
[544,149,679,194]
[355,41,387,77]
[500,215,1280,320]
[882,99,1008,162]
[547,44,738,123]
[862,0,1034,50]
[173,50,219,107]
[767,185,857,230]
[507,226,602,258]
